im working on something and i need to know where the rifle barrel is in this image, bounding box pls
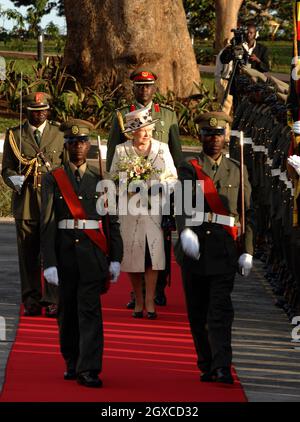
[240,131,245,236]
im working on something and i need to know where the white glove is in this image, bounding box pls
[9,175,25,193]
[293,121,300,135]
[287,155,300,176]
[180,228,200,260]
[44,267,59,286]
[109,261,121,283]
[238,253,253,277]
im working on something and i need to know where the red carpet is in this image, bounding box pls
[0,258,247,402]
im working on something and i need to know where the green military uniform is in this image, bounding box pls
[40,120,123,378]
[106,101,182,171]
[1,93,65,311]
[175,113,254,377]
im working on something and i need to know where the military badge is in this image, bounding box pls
[209,118,218,127]
[71,125,79,135]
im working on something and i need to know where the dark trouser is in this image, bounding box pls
[16,219,42,308]
[15,219,58,307]
[291,227,300,313]
[58,259,104,375]
[181,270,235,372]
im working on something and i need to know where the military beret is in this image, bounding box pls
[23,92,51,111]
[60,119,94,142]
[130,69,158,84]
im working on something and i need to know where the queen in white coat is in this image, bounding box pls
[110,107,178,319]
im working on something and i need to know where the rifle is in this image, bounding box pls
[97,135,104,180]
[238,131,246,270]
[19,72,23,176]
[97,134,111,289]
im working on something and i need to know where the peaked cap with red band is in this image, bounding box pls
[130,69,158,85]
[23,92,51,111]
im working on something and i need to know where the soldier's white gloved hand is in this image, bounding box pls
[9,175,25,193]
[287,155,300,176]
[109,261,121,283]
[238,253,253,277]
[180,228,200,260]
[44,267,59,286]
[293,121,300,135]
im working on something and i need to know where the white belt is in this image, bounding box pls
[203,212,235,227]
[58,219,99,229]
[271,169,281,177]
[230,131,253,145]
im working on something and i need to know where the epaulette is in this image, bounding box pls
[88,165,100,176]
[8,123,24,132]
[227,157,241,167]
[49,120,61,127]
[160,104,175,112]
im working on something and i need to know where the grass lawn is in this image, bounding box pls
[0,117,19,133]
[197,39,292,74]
[0,39,64,54]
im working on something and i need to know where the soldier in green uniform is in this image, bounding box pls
[107,69,183,307]
[175,112,254,384]
[106,69,183,171]
[40,119,123,388]
[1,92,65,317]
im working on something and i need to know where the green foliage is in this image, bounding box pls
[183,0,215,38]
[0,58,217,139]
[154,81,217,138]
[0,178,12,217]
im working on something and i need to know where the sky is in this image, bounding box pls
[0,0,66,33]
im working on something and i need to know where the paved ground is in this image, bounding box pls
[0,222,300,401]
[0,222,20,394]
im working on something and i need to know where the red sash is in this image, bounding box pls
[52,168,109,255]
[189,159,238,241]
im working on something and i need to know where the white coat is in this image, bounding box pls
[110,139,178,272]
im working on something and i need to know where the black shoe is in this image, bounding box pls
[147,311,157,320]
[77,371,103,388]
[200,371,215,382]
[64,369,77,380]
[214,367,234,384]
[64,360,77,380]
[154,291,167,306]
[45,304,58,318]
[132,311,143,318]
[24,304,42,317]
[126,292,136,309]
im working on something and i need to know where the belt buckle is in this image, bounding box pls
[74,219,79,229]
[82,219,86,229]
[207,212,213,223]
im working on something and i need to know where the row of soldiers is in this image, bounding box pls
[229,70,300,320]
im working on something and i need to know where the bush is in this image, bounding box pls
[0,177,12,217]
[0,59,218,139]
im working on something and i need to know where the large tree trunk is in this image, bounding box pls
[63,0,200,98]
[215,0,244,51]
